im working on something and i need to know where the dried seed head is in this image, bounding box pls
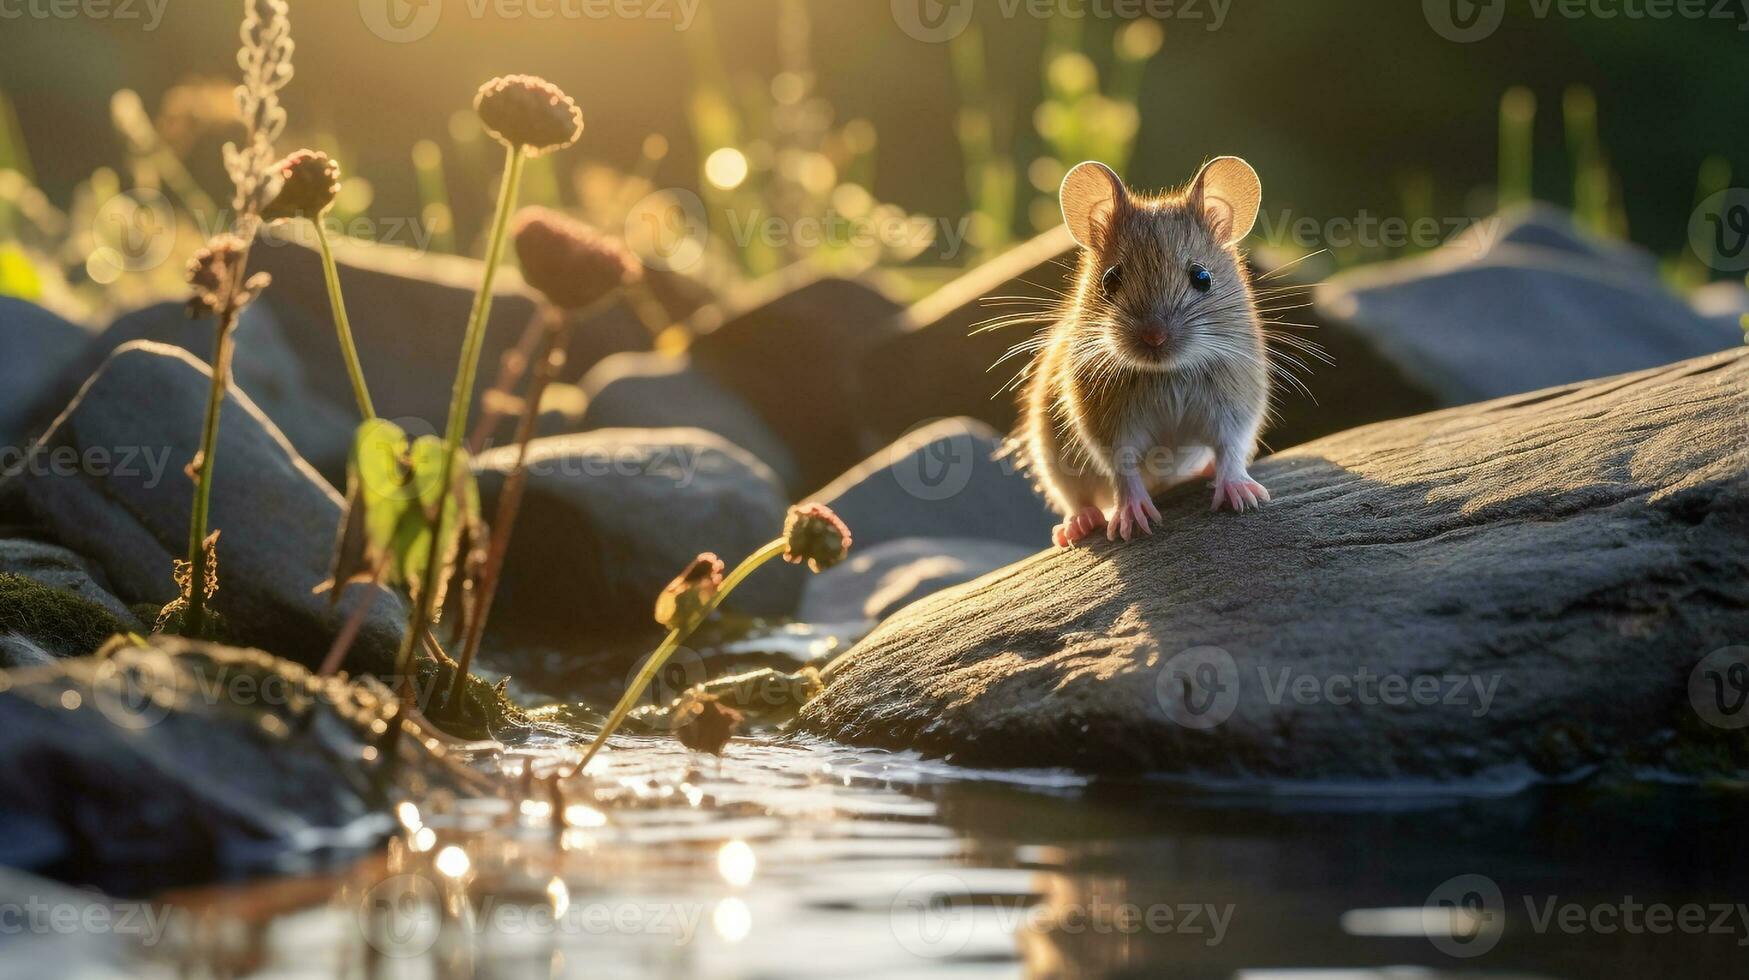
[260,149,341,223]
[185,235,249,318]
[671,691,743,757]
[474,75,583,156]
[782,503,852,573]
[654,552,724,631]
[512,206,643,310]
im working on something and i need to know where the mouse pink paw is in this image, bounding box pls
[1054,506,1107,547]
[1211,477,1271,512]
[1106,494,1161,542]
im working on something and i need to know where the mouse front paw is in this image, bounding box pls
[1211,476,1271,512]
[1053,505,1107,547]
[1107,493,1161,542]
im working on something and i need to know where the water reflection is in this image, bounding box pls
[10,733,1747,978]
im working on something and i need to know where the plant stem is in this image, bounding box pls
[445,307,568,711]
[183,235,257,639]
[314,219,375,420]
[393,144,526,702]
[572,538,787,774]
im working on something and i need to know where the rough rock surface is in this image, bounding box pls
[801,350,1749,780]
[0,298,91,447]
[799,537,1035,625]
[26,301,356,483]
[473,427,799,643]
[688,272,905,490]
[0,342,406,675]
[815,417,1058,551]
[581,351,800,492]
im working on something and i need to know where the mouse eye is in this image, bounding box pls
[1188,263,1213,293]
[1100,264,1123,299]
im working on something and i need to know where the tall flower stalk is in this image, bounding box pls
[176,0,293,639]
[393,76,582,699]
[442,209,643,715]
[263,149,374,419]
[573,505,851,773]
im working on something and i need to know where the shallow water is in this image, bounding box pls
[12,726,1748,979]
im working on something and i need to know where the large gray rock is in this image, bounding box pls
[0,298,90,447]
[473,428,799,645]
[688,272,905,490]
[1315,206,1742,404]
[802,350,1749,780]
[815,417,1058,551]
[0,638,486,891]
[799,536,1034,625]
[580,352,800,492]
[0,342,406,675]
[27,301,355,484]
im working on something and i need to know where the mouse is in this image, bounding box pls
[1016,157,1273,548]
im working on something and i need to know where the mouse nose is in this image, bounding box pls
[1137,322,1169,348]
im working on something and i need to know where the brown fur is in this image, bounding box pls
[1018,169,1271,526]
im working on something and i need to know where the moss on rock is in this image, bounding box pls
[0,572,142,658]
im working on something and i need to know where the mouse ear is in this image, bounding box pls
[1060,161,1124,250]
[1189,156,1262,246]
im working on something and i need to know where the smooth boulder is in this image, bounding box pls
[799,537,1034,625]
[815,417,1058,551]
[688,272,905,490]
[0,538,137,624]
[1314,205,1742,404]
[0,342,406,675]
[26,301,356,483]
[580,352,800,492]
[0,298,91,447]
[472,428,799,644]
[802,350,1749,780]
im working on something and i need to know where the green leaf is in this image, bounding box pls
[396,436,473,606]
[325,419,411,600]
